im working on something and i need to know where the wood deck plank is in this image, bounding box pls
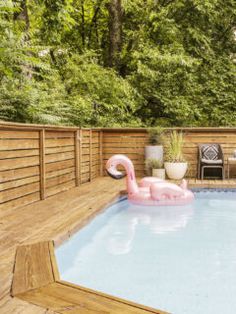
[0,178,125,313]
[17,282,167,314]
[0,296,52,314]
[12,242,54,296]
[1,177,236,313]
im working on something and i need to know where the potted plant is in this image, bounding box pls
[164,131,187,180]
[145,158,165,179]
[145,127,165,163]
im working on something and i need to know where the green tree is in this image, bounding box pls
[0,0,235,127]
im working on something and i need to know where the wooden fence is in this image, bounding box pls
[102,128,236,178]
[1,122,236,211]
[0,123,102,211]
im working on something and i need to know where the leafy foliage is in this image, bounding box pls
[148,126,165,145]
[145,158,163,170]
[0,0,235,127]
[165,131,185,162]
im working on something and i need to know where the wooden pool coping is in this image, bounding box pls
[2,177,236,313]
[11,241,168,314]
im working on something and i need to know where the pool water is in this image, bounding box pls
[56,190,236,314]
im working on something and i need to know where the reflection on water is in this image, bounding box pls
[56,192,236,314]
[107,203,194,255]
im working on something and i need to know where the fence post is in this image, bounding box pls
[79,129,82,184]
[74,130,80,186]
[99,131,103,176]
[89,129,92,181]
[39,129,45,200]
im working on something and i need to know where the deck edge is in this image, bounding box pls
[12,240,169,314]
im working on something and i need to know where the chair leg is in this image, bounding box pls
[201,167,204,180]
[222,167,225,180]
[198,163,200,180]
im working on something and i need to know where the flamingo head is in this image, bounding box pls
[106,154,129,180]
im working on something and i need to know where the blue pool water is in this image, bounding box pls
[56,190,236,314]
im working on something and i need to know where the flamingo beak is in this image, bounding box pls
[106,165,126,180]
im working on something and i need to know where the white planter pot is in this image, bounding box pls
[164,162,188,180]
[152,168,165,180]
[145,145,163,162]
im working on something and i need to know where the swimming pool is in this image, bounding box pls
[56,190,236,314]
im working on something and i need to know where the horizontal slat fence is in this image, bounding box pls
[102,128,236,178]
[1,122,236,211]
[183,131,236,178]
[0,123,102,211]
[45,131,76,198]
[0,129,41,211]
[102,130,149,178]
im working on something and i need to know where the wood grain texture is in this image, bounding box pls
[0,296,51,314]
[0,192,40,212]
[48,242,60,282]
[0,182,40,204]
[89,129,92,182]
[0,123,236,225]
[0,175,39,191]
[39,130,46,200]
[1,177,236,313]
[0,128,41,211]
[74,130,80,186]
[11,241,168,313]
[79,129,82,185]
[17,282,168,314]
[0,166,40,183]
[0,139,39,151]
[102,129,236,178]
[12,242,54,296]
[0,156,39,171]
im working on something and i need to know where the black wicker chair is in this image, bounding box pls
[198,144,225,180]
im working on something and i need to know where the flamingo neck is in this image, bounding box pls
[107,155,139,195]
[126,166,139,195]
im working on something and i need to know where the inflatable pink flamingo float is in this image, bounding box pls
[106,154,194,206]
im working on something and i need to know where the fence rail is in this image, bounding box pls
[0,122,236,211]
[0,124,102,211]
[102,128,236,178]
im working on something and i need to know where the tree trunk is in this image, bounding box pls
[81,0,85,47]
[107,0,123,69]
[14,0,30,33]
[14,0,32,79]
[88,0,103,48]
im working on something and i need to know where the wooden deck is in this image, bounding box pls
[11,241,167,314]
[1,177,236,314]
